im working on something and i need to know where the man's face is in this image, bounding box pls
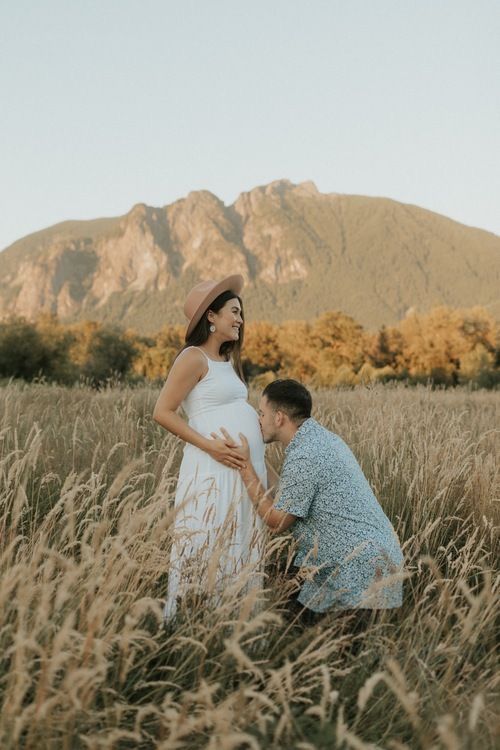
[258,395,279,443]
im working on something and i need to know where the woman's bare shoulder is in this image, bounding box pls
[172,347,208,375]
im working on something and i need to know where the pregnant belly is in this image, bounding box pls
[184,401,265,468]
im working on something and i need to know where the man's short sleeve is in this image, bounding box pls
[274,455,317,518]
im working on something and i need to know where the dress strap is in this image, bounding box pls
[185,345,210,363]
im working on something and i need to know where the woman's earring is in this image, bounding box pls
[209,324,216,333]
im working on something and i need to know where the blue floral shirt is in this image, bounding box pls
[274,418,404,612]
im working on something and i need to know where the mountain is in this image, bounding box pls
[1,179,499,333]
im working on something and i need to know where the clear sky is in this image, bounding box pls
[1,0,499,251]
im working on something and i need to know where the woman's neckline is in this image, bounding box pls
[196,347,230,363]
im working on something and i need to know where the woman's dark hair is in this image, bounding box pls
[262,379,312,422]
[177,289,245,382]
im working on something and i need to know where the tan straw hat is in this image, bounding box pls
[184,274,244,337]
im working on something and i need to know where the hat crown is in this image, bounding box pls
[183,280,219,321]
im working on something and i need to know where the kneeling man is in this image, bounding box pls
[221,380,404,617]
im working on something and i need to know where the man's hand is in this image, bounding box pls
[237,432,250,463]
[212,427,250,465]
[206,435,247,469]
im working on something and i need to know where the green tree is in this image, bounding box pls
[36,313,77,382]
[0,317,48,380]
[368,325,403,369]
[80,325,138,383]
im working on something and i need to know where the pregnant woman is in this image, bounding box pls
[153,275,267,620]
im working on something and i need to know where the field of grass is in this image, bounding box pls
[0,382,498,749]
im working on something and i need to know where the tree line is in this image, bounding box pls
[0,305,499,388]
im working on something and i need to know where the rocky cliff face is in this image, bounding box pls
[1,180,499,332]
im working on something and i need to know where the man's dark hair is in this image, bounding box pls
[262,379,312,422]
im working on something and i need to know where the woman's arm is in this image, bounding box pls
[152,349,246,469]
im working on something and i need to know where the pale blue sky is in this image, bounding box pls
[1,0,499,251]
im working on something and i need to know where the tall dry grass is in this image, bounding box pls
[0,381,498,749]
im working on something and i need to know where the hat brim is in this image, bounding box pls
[185,274,245,338]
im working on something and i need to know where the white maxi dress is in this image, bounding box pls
[164,347,266,620]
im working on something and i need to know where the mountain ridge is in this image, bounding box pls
[1,179,499,333]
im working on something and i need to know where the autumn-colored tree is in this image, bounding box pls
[133,325,183,380]
[1,306,498,387]
[278,320,316,381]
[242,321,283,377]
[68,321,102,368]
[310,311,367,369]
[397,307,463,383]
[454,307,498,384]
[397,306,499,384]
[307,311,367,385]
[459,345,494,381]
